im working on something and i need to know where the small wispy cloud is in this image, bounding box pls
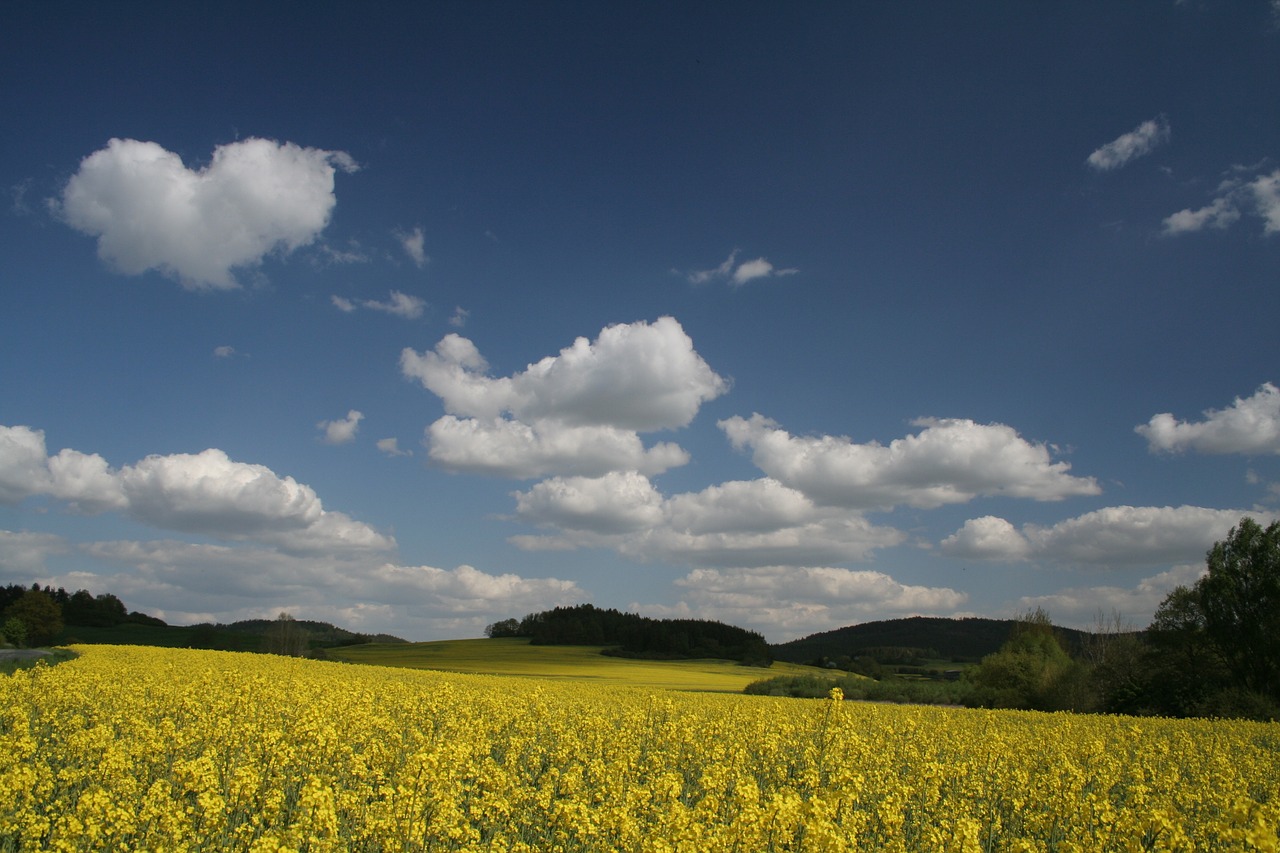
[450,306,470,328]
[1162,166,1280,237]
[213,345,238,358]
[1087,117,1170,171]
[318,410,364,445]
[332,290,426,319]
[377,437,413,457]
[684,249,798,287]
[396,226,428,268]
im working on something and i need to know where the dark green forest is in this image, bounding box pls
[487,603,773,666]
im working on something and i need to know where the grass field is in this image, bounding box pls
[325,637,825,693]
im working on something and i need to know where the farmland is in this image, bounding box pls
[4,645,1278,851]
[325,637,816,693]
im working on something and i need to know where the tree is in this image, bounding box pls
[966,608,1087,711]
[264,612,308,657]
[485,618,521,638]
[1144,517,1280,719]
[1197,517,1280,701]
[2,589,64,647]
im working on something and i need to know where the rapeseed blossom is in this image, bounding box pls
[1,645,1277,851]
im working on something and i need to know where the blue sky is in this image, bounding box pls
[3,2,1279,642]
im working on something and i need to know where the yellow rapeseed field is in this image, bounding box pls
[2,646,1277,852]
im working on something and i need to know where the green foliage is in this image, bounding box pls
[1142,517,1280,720]
[511,604,773,666]
[485,618,521,638]
[2,617,27,647]
[2,589,64,647]
[263,612,309,657]
[965,608,1090,712]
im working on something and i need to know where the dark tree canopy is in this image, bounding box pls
[1197,517,1280,700]
[3,589,64,647]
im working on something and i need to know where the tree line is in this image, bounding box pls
[487,603,773,667]
[751,517,1280,721]
[1,583,164,647]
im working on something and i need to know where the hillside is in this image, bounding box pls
[772,616,1095,665]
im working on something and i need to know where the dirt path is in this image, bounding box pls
[0,649,54,660]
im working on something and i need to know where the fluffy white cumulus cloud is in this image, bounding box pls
[0,425,393,555]
[0,425,125,511]
[404,318,725,479]
[513,471,665,533]
[1086,117,1170,171]
[942,505,1268,568]
[318,410,364,445]
[403,317,728,431]
[668,566,967,641]
[55,137,357,289]
[720,414,1100,510]
[510,472,905,568]
[426,417,689,479]
[1137,383,1280,455]
[939,515,1031,560]
[367,563,583,616]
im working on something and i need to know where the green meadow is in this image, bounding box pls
[326,637,825,693]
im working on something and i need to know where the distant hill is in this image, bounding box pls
[771,616,1095,665]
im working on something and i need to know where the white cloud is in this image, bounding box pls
[1251,169,1280,233]
[333,291,427,319]
[720,414,1100,510]
[1087,117,1170,171]
[403,317,728,430]
[0,426,126,512]
[0,425,56,504]
[1162,167,1280,236]
[625,514,905,568]
[213,345,237,358]
[686,249,739,284]
[1137,383,1280,455]
[0,425,393,555]
[1014,564,1207,630]
[426,417,689,478]
[396,226,428,268]
[939,515,1031,560]
[450,306,470,328]
[514,471,665,533]
[732,257,798,286]
[941,505,1271,568]
[318,410,364,445]
[77,539,582,638]
[363,291,425,319]
[510,473,905,568]
[0,529,69,576]
[685,249,798,287]
[55,138,357,289]
[1162,196,1241,234]
[376,437,412,457]
[403,318,725,480]
[666,565,967,642]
